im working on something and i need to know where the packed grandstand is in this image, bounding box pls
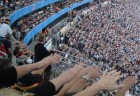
[0,0,139,96]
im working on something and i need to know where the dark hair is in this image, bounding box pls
[0,58,12,71]
[5,34,11,40]
[38,35,45,42]
[13,46,20,56]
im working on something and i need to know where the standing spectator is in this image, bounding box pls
[34,35,52,80]
[0,17,12,43]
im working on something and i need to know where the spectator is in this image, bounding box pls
[0,17,12,43]
[3,34,12,59]
[34,35,52,80]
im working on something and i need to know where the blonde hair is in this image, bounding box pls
[0,88,34,96]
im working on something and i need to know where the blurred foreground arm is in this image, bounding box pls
[15,54,60,79]
[56,65,91,96]
[67,67,101,94]
[51,64,84,92]
[74,70,124,96]
[115,76,137,96]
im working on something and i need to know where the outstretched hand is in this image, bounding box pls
[39,53,60,65]
[59,63,85,84]
[122,76,138,90]
[96,70,124,91]
[76,66,92,78]
[87,66,101,79]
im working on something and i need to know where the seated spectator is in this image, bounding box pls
[13,46,23,58]
[0,42,6,57]
[0,58,12,71]
[3,34,12,59]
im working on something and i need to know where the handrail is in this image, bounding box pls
[54,49,115,96]
[56,50,94,64]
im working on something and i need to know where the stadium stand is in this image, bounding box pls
[0,0,139,96]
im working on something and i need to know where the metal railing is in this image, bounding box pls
[51,49,114,96]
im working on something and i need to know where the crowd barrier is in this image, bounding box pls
[23,0,93,45]
[9,0,60,25]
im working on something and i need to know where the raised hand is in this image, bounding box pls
[122,76,138,90]
[97,70,124,91]
[58,63,85,84]
[41,53,60,65]
[76,66,92,78]
[115,76,138,96]
[87,66,101,79]
[49,53,60,64]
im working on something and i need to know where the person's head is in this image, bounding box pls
[0,58,12,71]
[5,34,11,40]
[1,17,6,23]
[5,19,10,24]
[38,35,45,43]
[14,46,21,52]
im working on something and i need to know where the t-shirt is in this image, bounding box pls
[17,73,42,87]
[0,23,13,37]
[0,67,56,96]
[3,40,11,54]
[34,43,51,70]
[0,67,17,88]
[28,80,56,96]
[34,43,50,62]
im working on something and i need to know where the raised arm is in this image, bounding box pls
[115,76,137,96]
[51,64,85,92]
[74,70,124,96]
[67,67,101,94]
[28,64,85,96]
[15,53,60,79]
[56,66,91,96]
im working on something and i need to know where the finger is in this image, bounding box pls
[131,76,138,84]
[108,70,117,76]
[55,54,60,57]
[75,64,85,70]
[86,66,93,70]
[114,75,121,81]
[53,53,59,57]
[56,59,61,64]
[102,69,108,77]
[94,66,101,72]
[134,79,138,84]
[78,63,87,68]
[79,63,86,66]
[55,55,60,59]
[115,84,125,89]
[112,71,121,77]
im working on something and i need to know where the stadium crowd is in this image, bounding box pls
[0,0,41,16]
[0,0,139,96]
[58,0,140,95]
[13,0,82,41]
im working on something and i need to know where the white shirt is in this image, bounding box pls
[0,23,13,37]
